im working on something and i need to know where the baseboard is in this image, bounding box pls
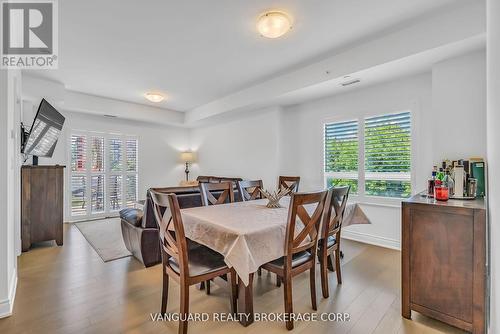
[0,270,17,318]
[342,230,401,251]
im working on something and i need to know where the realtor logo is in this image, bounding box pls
[1,0,58,69]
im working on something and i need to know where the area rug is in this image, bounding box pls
[75,218,132,262]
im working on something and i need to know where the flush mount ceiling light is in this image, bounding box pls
[144,92,166,103]
[257,11,292,38]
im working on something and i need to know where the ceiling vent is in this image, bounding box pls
[340,78,361,87]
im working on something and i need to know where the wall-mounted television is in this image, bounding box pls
[22,99,65,162]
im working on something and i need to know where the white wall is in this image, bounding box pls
[487,0,499,332]
[21,106,189,222]
[432,51,487,162]
[0,69,21,318]
[187,51,487,249]
[280,73,433,248]
[189,107,282,189]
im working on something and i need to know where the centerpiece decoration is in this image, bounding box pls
[260,188,291,208]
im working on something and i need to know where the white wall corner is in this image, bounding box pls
[0,270,17,318]
[487,0,499,332]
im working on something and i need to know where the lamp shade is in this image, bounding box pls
[180,151,196,163]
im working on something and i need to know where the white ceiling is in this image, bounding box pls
[271,36,486,107]
[31,0,469,112]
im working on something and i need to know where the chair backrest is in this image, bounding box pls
[237,180,264,201]
[149,190,189,276]
[284,190,328,260]
[322,186,350,242]
[279,176,301,193]
[199,181,235,206]
[197,175,242,185]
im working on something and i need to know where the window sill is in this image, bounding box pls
[348,195,406,208]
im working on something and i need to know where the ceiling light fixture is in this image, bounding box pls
[144,92,165,103]
[257,11,292,38]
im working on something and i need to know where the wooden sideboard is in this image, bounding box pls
[21,165,65,252]
[402,194,486,333]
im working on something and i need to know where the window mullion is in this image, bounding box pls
[358,118,365,198]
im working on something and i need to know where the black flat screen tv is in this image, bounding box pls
[23,99,65,158]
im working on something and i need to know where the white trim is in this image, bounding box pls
[0,270,17,319]
[342,230,401,251]
[354,199,403,209]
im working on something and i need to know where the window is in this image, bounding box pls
[324,111,412,199]
[324,120,359,194]
[364,112,411,198]
[69,132,138,219]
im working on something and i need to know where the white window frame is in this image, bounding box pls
[68,130,139,221]
[322,107,417,206]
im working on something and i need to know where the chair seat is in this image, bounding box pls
[168,245,228,277]
[319,235,337,249]
[266,251,313,270]
[168,231,203,251]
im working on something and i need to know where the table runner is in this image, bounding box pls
[181,198,369,285]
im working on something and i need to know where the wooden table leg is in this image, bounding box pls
[237,273,254,326]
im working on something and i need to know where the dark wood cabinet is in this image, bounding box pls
[21,165,65,252]
[402,194,486,333]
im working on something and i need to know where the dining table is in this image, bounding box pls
[180,196,370,326]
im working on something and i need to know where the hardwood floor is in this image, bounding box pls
[0,224,466,334]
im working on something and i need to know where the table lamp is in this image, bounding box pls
[180,151,196,181]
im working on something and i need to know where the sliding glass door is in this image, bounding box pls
[69,131,138,220]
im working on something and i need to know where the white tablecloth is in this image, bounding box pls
[181,198,369,285]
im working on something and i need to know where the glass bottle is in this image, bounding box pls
[445,169,455,197]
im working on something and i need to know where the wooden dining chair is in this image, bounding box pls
[199,181,235,206]
[237,180,264,201]
[278,176,300,193]
[198,181,235,292]
[262,190,328,330]
[149,190,237,334]
[319,186,350,298]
